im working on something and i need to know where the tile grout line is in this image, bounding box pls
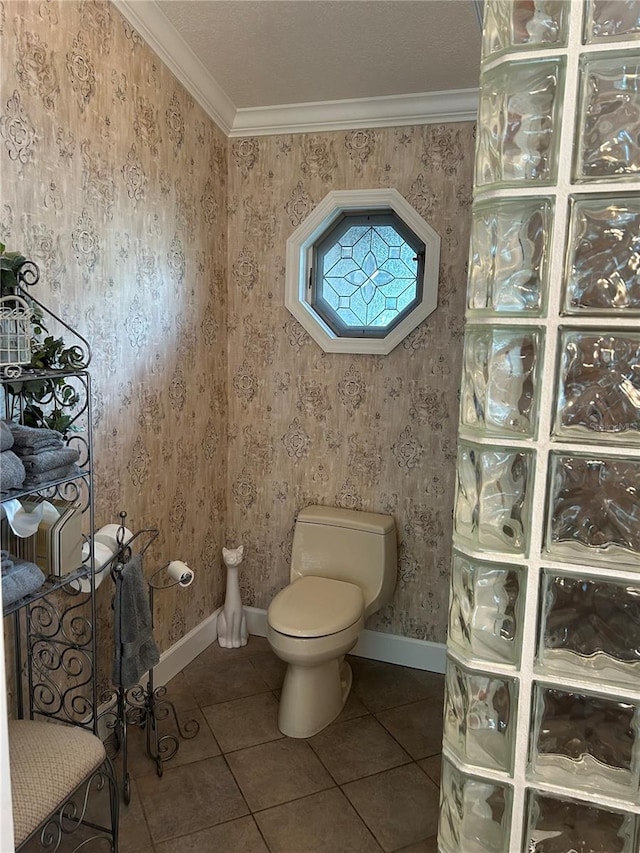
[128,643,443,852]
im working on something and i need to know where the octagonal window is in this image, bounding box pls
[313,211,426,339]
[285,189,440,355]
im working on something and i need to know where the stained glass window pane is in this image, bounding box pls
[313,212,425,336]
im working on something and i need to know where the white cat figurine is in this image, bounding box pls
[217,545,247,648]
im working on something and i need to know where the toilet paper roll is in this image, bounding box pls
[82,540,115,571]
[167,560,194,588]
[94,524,133,555]
[71,540,115,593]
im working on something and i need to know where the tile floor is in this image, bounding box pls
[116,635,445,853]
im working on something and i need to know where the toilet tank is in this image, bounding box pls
[291,506,397,618]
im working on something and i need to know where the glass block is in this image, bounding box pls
[443,658,516,772]
[476,59,565,188]
[483,0,569,58]
[575,53,640,181]
[439,758,512,853]
[455,442,533,554]
[563,194,640,314]
[546,453,640,567]
[468,197,553,315]
[530,685,640,796]
[449,553,524,666]
[461,326,542,437]
[538,572,640,689]
[554,330,640,443]
[525,789,639,852]
[585,0,640,42]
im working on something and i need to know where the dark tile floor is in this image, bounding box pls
[116,636,445,853]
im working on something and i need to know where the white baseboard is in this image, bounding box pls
[95,604,444,738]
[353,629,447,673]
[116,602,444,699]
[127,602,445,698]
[244,606,446,673]
[145,607,222,687]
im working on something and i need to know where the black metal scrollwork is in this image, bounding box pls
[26,595,96,726]
[35,764,118,853]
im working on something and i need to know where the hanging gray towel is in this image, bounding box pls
[112,554,160,688]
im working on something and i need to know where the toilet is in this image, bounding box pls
[266,505,397,738]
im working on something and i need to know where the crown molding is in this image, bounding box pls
[112,1,478,138]
[112,0,236,135]
[230,89,479,137]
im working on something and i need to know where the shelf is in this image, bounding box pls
[2,561,96,618]
[0,468,90,504]
[2,366,90,383]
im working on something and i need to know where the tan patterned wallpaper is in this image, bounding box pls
[1,0,474,698]
[0,0,228,698]
[227,125,474,642]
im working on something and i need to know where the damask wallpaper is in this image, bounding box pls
[227,125,474,642]
[0,0,228,700]
[1,0,474,705]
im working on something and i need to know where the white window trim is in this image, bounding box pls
[285,189,441,355]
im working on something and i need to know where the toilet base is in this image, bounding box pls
[278,657,353,739]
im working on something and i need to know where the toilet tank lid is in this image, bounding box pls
[296,506,395,535]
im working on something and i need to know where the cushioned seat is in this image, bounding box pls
[9,719,108,847]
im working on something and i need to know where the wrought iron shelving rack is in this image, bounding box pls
[1,261,198,844]
[1,260,120,853]
[1,260,99,734]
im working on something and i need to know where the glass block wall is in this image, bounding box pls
[441,2,640,850]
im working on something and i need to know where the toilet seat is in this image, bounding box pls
[268,575,364,638]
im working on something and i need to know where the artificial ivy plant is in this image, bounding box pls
[0,245,28,292]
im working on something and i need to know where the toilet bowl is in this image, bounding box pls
[267,506,397,738]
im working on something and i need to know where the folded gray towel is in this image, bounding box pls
[113,554,160,688]
[8,423,64,452]
[1,559,46,608]
[0,450,26,492]
[19,447,80,475]
[13,438,64,455]
[22,463,81,487]
[0,422,13,451]
[1,550,14,574]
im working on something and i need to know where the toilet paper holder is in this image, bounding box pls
[149,559,194,590]
[102,511,199,804]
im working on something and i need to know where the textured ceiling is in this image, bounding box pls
[154,0,482,109]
